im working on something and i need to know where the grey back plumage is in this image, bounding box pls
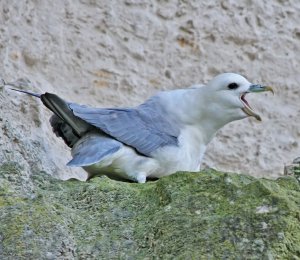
[69,96,181,156]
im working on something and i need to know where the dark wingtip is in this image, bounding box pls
[9,88,41,98]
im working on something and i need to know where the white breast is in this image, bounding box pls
[149,126,208,178]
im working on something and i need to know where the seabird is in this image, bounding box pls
[9,73,273,183]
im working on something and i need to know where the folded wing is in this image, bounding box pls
[67,133,122,167]
[69,96,181,156]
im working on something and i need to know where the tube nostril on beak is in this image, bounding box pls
[248,84,274,94]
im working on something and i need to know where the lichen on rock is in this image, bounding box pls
[0,162,299,259]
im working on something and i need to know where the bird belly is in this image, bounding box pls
[148,145,206,178]
[83,126,208,181]
[83,145,159,181]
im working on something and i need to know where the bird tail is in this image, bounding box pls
[40,93,90,137]
[11,88,91,139]
[10,88,41,98]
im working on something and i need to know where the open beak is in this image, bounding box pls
[241,84,274,121]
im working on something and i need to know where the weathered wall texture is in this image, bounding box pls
[0,0,299,179]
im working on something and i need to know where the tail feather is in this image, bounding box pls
[10,88,41,98]
[50,115,79,147]
[11,88,92,143]
[40,93,90,137]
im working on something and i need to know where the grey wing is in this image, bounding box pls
[69,96,180,156]
[67,133,122,167]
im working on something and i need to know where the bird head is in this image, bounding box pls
[206,73,274,122]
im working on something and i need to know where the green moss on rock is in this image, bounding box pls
[0,163,299,259]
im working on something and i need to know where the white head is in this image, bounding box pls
[205,73,273,124]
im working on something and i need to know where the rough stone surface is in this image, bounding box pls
[0,163,299,259]
[0,1,299,180]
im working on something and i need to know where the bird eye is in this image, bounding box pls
[227,83,239,90]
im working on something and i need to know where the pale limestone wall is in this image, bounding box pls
[0,0,299,179]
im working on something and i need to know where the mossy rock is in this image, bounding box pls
[0,162,299,259]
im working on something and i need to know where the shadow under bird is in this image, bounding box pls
[9,73,273,183]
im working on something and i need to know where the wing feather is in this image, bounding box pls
[67,133,122,167]
[69,96,180,156]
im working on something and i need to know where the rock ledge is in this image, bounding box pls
[0,163,299,259]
